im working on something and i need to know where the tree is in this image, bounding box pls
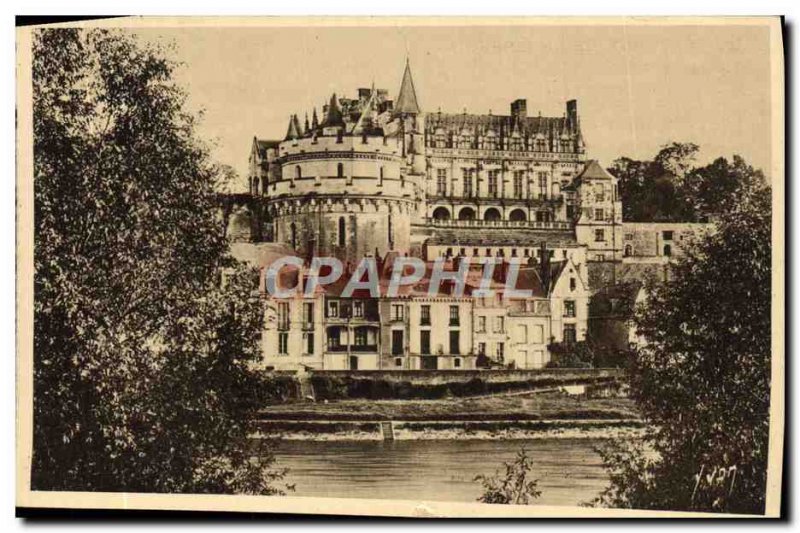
[593,180,772,514]
[32,28,288,493]
[475,448,542,505]
[685,155,767,219]
[609,143,764,224]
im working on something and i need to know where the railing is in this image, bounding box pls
[351,344,379,353]
[427,218,572,230]
[326,344,379,353]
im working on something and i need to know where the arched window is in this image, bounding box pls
[458,207,476,221]
[290,222,297,249]
[624,244,633,257]
[338,217,346,247]
[432,207,451,221]
[483,208,501,222]
[337,163,344,178]
[509,209,526,222]
[664,244,672,257]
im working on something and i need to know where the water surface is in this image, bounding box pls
[274,438,609,506]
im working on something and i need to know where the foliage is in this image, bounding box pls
[32,28,288,494]
[593,179,772,514]
[546,341,594,368]
[475,448,542,505]
[610,143,766,222]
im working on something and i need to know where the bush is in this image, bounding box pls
[475,447,542,505]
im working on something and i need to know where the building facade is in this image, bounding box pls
[238,61,710,370]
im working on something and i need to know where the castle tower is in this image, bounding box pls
[262,63,424,263]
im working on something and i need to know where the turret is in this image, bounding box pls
[395,59,420,115]
[285,114,301,140]
[324,93,344,127]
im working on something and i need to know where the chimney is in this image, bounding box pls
[566,99,578,131]
[511,99,527,120]
[539,242,551,294]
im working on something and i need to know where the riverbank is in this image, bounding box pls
[255,391,643,441]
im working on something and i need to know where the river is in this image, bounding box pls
[273,438,610,506]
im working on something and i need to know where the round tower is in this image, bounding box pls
[263,64,424,264]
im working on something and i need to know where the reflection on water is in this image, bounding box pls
[273,438,609,506]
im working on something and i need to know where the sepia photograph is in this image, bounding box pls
[14,16,784,518]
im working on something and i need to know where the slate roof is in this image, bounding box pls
[394,60,420,115]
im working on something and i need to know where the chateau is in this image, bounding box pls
[229,61,709,371]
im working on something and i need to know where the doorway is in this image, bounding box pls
[421,356,438,370]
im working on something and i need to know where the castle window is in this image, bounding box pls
[594,229,605,242]
[295,166,301,180]
[538,172,548,199]
[338,217,346,247]
[509,209,526,222]
[594,209,604,221]
[463,169,474,198]
[379,166,384,186]
[488,170,499,198]
[624,244,633,257]
[454,357,461,368]
[432,206,450,221]
[663,231,674,241]
[436,168,447,195]
[513,171,524,198]
[337,163,344,179]
[564,300,576,318]
[290,222,297,249]
[570,277,576,291]
[664,244,672,257]
[395,357,403,367]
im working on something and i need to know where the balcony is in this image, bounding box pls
[350,344,379,353]
[426,218,572,231]
[325,344,378,353]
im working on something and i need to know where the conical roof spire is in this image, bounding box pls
[312,108,319,129]
[324,93,344,127]
[285,114,301,140]
[304,113,310,134]
[395,58,420,115]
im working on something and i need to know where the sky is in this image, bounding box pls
[131,23,774,186]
